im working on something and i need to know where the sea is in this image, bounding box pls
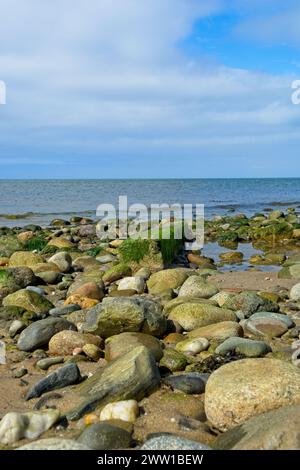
[1,178,299,271]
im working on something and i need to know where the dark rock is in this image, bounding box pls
[26,363,81,400]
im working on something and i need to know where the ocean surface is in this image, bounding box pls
[0,178,299,228]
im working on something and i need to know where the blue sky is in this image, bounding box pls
[0,0,300,178]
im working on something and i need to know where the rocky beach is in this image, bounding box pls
[1,208,300,451]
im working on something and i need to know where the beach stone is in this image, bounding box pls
[2,267,38,289]
[178,276,218,299]
[211,292,235,307]
[215,337,271,357]
[222,291,278,317]
[83,297,166,338]
[105,332,163,362]
[17,438,91,450]
[49,304,81,317]
[147,268,191,294]
[214,404,300,450]
[205,358,300,431]
[96,254,116,264]
[163,373,206,394]
[0,410,60,445]
[67,346,160,421]
[65,295,99,309]
[26,363,81,400]
[188,321,243,342]
[26,287,44,298]
[141,435,211,450]
[250,311,294,328]
[169,303,236,331]
[159,348,187,372]
[73,256,101,270]
[187,254,215,267]
[0,236,23,257]
[9,251,44,267]
[102,264,132,284]
[244,316,289,338]
[71,281,104,301]
[49,330,102,355]
[109,289,137,297]
[32,262,61,274]
[118,276,146,294]
[36,357,64,370]
[48,237,74,249]
[78,423,131,450]
[17,231,34,242]
[82,344,102,361]
[290,282,300,301]
[140,389,206,421]
[163,297,217,315]
[37,271,62,284]
[17,317,76,352]
[100,400,139,423]
[3,289,54,314]
[134,267,151,279]
[175,338,209,355]
[9,320,26,337]
[48,252,72,272]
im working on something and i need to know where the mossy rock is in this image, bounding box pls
[3,289,54,313]
[102,263,132,284]
[0,236,23,257]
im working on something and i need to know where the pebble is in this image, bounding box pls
[36,356,64,370]
[77,423,132,450]
[26,286,46,296]
[12,367,28,379]
[9,320,26,338]
[26,363,81,400]
[100,400,139,423]
[163,373,206,394]
[175,337,209,355]
[49,304,81,316]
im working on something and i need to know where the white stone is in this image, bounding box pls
[100,400,139,423]
[117,276,145,294]
[0,410,60,445]
[0,341,6,365]
[175,337,210,355]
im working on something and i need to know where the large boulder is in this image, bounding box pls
[105,332,163,361]
[67,346,160,420]
[169,303,236,331]
[214,404,300,450]
[3,289,54,313]
[178,276,218,299]
[83,297,167,338]
[205,358,300,431]
[17,317,76,352]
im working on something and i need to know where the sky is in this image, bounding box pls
[0,0,300,178]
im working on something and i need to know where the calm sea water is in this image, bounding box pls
[0,178,300,227]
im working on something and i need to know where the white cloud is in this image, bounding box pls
[0,0,300,176]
